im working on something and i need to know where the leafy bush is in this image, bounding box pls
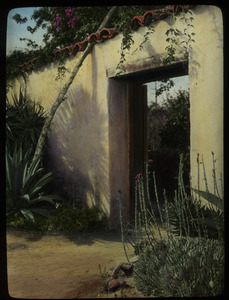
[159,90,190,155]
[48,206,108,233]
[6,213,51,231]
[6,49,40,83]
[133,237,224,297]
[6,145,62,222]
[7,205,108,233]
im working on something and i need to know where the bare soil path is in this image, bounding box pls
[7,228,145,299]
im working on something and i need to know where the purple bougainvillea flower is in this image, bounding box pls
[148,159,153,163]
[54,14,61,23]
[65,9,72,16]
[67,17,76,28]
[53,14,61,32]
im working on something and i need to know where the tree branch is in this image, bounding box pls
[32,6,118,163]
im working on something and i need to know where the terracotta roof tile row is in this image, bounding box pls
[19,28,118,72]
[54,28,117,60]
[88,28,118,44]
[131,5,192,30]
[18,5,193,73]
[19,58,38,73]
[54,40,88,59]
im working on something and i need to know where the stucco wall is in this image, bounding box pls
[7,5,223,224]
[189,6,223,203]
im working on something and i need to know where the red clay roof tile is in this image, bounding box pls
[19,58,38,73]
[54,40,88,59]
[88,28,118,43]
[131,5,193,30]
[53,28,117,60]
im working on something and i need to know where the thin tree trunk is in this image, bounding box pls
[32,6,118,163]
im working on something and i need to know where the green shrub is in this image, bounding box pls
[48,206,108,233]
[159,90,190,157]
[7,205,108,233]
[6,212,52,231]
[133,236,224,297]
[148,90,190,197]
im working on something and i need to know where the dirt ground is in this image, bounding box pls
[7,228,146,299]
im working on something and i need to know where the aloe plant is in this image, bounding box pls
[6,145,62,222]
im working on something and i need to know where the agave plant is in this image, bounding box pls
[6,145,62,222]
[168,194,224,239]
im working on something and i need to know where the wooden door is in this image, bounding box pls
[129,82,148,219]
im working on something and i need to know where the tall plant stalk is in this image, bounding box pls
[120,153,224,256]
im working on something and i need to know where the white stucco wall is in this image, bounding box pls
[7,5,224,223]
[189,6,223,202]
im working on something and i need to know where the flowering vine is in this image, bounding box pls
[53,14,61,32]
[53,7,78,33]
[65,8,72,17]
[67,17,76,28]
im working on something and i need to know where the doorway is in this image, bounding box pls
[128,62,190,219]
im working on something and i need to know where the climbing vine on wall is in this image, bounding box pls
[163,9,195,65]
[115,5,195,73]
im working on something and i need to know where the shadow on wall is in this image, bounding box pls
[46,86,110,216]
